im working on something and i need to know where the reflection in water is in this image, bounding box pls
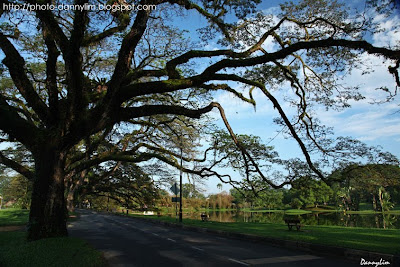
[170,211,400,229]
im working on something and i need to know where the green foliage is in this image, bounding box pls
[288,176,334,208]
[253,189,284,210]
[380,188,395,212]
[330,164,400,211]
[230,187,286,210]
[78,163,159,210]
[211,130,278,172]
[290,198,303,209]
[182,183,205,199]
[0,175,31,209]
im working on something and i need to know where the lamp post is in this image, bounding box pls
[179,135,183,223]
[0,196,3,210]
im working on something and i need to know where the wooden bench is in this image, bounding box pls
[284,219,302,231]
[201,213,209,222]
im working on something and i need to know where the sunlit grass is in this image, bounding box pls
[0,209,29,226]
[284,209,312,214]
[241,209,284,212]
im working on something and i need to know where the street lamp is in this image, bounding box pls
[179,135,183,223]
[174,131,193,223]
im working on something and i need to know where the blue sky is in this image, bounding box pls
[168,0,400,194]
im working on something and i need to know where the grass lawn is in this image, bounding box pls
[0,209,106,267]
[0,209,29,226]
[242,209,284,213]
[284,209,312,215]
[129,214,400,255]
[0,232,106,267]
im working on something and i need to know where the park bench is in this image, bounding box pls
[284,219,302,231]
[201,213,209,222]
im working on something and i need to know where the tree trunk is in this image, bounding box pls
[27,146,68,241]
[372,194,377,212]
[66,190,75,213]
[66,170,88,212]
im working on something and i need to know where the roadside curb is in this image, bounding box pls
[127,215,400,266]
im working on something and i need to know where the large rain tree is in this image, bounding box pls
[0,0,399,240]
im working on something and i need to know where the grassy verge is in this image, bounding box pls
[0,232,106,267]
[284,209,312,215]
[129,214,400,255]
[243,209,283,213]
[0,209,29,226]
[241,209,313,214]
[0,209,106,267]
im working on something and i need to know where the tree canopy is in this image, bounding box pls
[0,0,399,240]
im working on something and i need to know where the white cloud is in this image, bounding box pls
[306,49,398,142]
[372,13,400,47]
[337,111,400,141]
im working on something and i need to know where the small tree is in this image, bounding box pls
[379,187,395,212]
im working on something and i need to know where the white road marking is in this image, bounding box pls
[167,238,177,243]
[191,246,204,252]
[152,233,159,236]
[244,255,321,265]
[228,258,250,266]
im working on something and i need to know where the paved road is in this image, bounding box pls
[69,209,358,267]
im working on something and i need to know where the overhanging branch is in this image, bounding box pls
[0,151,34,181]
[0,33,50,125]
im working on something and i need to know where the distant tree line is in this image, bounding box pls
[2,163,399,214]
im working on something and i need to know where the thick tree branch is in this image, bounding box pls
[201,39,400,76]
[70,0,88,48]
[119,39,400,104]
[26,0,69,54]
[118,78,197,102]
[43,26,60,120]
[0,89,41,152]
[117,102,217,121]
[122,69,168,85]
[0,33,50,125]
[0,151,35,181]
[107,9,151,98]
[388,60,400,87]
[65,1,89,121]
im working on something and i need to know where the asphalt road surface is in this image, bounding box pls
[69,209,358,267]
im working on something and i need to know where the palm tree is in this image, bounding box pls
[217,183,222,191]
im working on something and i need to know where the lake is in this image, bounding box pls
[166,210,400,229]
